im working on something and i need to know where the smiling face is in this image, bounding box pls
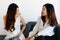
[41,6,47,16]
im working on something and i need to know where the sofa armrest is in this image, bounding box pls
[54,24,60,40]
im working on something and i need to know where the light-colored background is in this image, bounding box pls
[0,0,60,35]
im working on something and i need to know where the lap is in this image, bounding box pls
[4,37,20,40]
[35,36,46,40]
[4,34,25,40]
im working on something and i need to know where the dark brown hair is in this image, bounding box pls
[41,3,58,26]
[5,3,18,32]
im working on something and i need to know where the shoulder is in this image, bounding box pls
[20,16,24,19]
[20,16,24,21]
[3,16,6,20]
[3,15,6,26]
[3,16,6,22]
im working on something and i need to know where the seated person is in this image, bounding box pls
[26,3,58,40]
[3,3,26,40]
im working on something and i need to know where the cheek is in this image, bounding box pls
[44,9,47,15]
[42,11,47,16]
[16,11,20,15]
[44,11,47,14]
[15,13,19,17]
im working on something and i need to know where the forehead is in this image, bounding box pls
[42,6,47,11]
[42,6,46,9]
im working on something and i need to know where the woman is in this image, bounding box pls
[3,3,26,40]
[26,3,58,40]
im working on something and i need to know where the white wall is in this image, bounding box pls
[0,0,60,35]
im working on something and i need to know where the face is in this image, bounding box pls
[15,8,20,18]
[41,6,47,16]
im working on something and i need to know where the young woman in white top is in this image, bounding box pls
[3,3,26,40]
[26,3,58,40]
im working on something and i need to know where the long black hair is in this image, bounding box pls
[5,3,18,32]
[41,3,58,26]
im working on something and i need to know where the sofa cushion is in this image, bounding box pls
[23,22,36,38]
[0,35,6,40]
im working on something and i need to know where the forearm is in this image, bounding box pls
[16,25,26,37]
[21,24,26,33]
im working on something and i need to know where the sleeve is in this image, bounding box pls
[29,17,42,37]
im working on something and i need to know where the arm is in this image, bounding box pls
[26,24,39,40]
[20,16,26,33]
[26,17,42,40]
[16,16,26,37]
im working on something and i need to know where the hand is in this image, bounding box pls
[25,37,30,40]
[25,37,35,40]
[16,31,22,38]
[16,34,20,38]
[30,37,35,40]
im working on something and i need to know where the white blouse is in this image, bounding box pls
[29,17,55,37]
[37,26,55,36]
[5,16,25,40]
